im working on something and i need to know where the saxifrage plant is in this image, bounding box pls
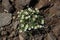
[17,8,44,33]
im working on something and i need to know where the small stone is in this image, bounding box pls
[0,12,12,27]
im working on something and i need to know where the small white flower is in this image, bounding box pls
[39,25,44,28]
[28,8,32,12]
[25,24,28,28]
[20,20,23,22]
[28,28,31,30]
[35,8,38,10]
[31,26,34,28]
[24,11,28,15]
[32,10,35,13]
[41,19,44,24]
[24,29,27,31]
[28,16,30,18]
[21,10,23,12]
[24,24,28,31]
[35,8,39,12]
[18,15,20,17]
[21,15,24,19]
[32,18,36,21]
[13,16,15,19]
[34,15,38,18]
[19,30,22,33]
[21,24,24,27]
[25,16,30,19]
[25,17,28,19]
[36,10,39,13]
[37,25,40,28]
[17,11,20,14]
[32,13,34,14]
[34,26,37,29]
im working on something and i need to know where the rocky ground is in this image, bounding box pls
[0,0,60,40]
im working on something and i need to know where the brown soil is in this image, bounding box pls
[0,0,60,40]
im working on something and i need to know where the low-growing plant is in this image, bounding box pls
[17,8,44,33]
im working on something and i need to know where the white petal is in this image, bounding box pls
[41,19,44,24]
[21,10,23,12]
[20,20,23,22]
[28,28,31,30]
[19,30,22,33]
[35,15,38,18]
[28,8,32,12]
[21,15,24,19]
[25,17,29,19]
[32,18,36,21]
[18,15,20,17]
[17,11,20,14]
[35,8,39,12]
[24,11,28,15]
[31,26,33,28]
[34,26,37,29]
[21,24,24,27]
[39,25,44,28]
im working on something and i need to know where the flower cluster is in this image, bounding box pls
[17,8,44,33]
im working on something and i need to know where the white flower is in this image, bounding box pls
[32,10,35,13]
[24,11,28,15]
[34,15,38,18]
[21,24,24,27]
[20,20,23,22]
[24,29,27,31]
[36,10,39,12]
[28,16,30,18]
[21,10,23,12]
[28,8,32,12]
[17,10,23,14]
[31,26,33,28]
[39,25,44,28]
[28,28,31,30]
[17,11,20,14]
[35,8,39,12]
[35,8,38,10]
[32,18,36,21]
[41,19,44,24]
[18,15,20,17]
[34,26,37,29]
[19,30,22,33]
[32,13,34,14]
[21,15,24,19]
[24,24,29,31]
[25,17,29,19]
[25,16,30,19]
[37,25,40,28]
[25,24,28,29]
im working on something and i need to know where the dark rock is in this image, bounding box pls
[0,12,12,27]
